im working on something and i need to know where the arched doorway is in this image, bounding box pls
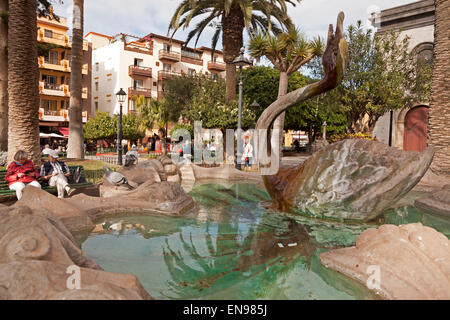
[404,106,429,152]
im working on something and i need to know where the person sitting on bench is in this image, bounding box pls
[5,150,42,200]
[40,150,76,199]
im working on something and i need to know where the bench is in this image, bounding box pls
[0,166,93,198]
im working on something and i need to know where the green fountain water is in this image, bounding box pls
[75,182,449,300]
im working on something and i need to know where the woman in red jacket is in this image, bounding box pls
[5,150,41,200]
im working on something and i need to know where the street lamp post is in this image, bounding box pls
[115,88,127,166]
[232,47,252,170]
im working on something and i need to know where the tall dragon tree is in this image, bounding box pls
[168,0,300,103]
[255,12,348,176]
[249,27,324,153]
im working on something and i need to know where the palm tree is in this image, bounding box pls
[429,0,450,176]
[248,27,324,153]
[168,0,300,103]
[135,96,170,155]
[0,0,59,153]
[7,0,41,164]
[0,0,7,151]
[67,0,84,159]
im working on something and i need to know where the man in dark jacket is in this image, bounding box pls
[40,150,75,198]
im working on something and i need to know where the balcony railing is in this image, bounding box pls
[158,70,182,80]
[128,87,152,98]
[159,49,181,62]
[207,61,226,72]
[128,65,153,78]
[43,83,63,91]
[39,108,88,123]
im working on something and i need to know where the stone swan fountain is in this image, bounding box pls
[254,12,435,222]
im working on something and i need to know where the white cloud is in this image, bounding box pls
[53,0,417,48]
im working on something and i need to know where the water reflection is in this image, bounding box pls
[79,182,446,300]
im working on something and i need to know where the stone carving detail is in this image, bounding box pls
[320,223,450,299]
[0,261,150,300]
[5,227,50,262]
[415,184,450,217]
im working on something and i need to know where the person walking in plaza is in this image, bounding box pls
[40,150,76,199]
[242,139,254,169]
[42,144,53,156]
[5,150,42,200]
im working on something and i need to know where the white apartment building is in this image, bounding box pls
[84,32,226,117]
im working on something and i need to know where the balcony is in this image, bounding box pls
[83,40,89,51]
[39,108,88,123]
[159,49,181,62]
[38,56,71,72]
[82,87,88,99]
[207,61,226,72]
[39,81,69,97]
[82,64,89,75]
[128,65,153,78]
[37,29,70,47]
[128,87,152,98]
[158,70,182,81]
[181,50,203,66]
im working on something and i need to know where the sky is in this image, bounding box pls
[53,0,418,49]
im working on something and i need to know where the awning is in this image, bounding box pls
[40,133,67,139]
[57,127,69,138]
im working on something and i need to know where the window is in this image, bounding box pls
[163,43,171,52]
[129,100,135,112]
[163,63,171,72]
[61,100,67,109]
[211,73,218,81]
[134,58,143,67]
[95,102,99,112]
[44,29,53,38]
[95,62,99,72]
[45,51,58,64]
[41,100,58,111]
[134,79,144,89]
[42,74,57,84]
[188,68,196,76]
[95,82,99,91]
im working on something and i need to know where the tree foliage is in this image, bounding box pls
[160,74,256,131]
[309,21,433,133]
[167,0,298,52]
[242,66,347,140]
[83,112,144,141]
[248,26,324,75]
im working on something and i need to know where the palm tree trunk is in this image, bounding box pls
[429,0,450,176]
[272,71,289,159]
[67,0,84,159]
[7,0,40,165]
[222,3,244,103]
[0,0,8,151]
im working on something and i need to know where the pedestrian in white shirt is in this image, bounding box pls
[241,139,253,169]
